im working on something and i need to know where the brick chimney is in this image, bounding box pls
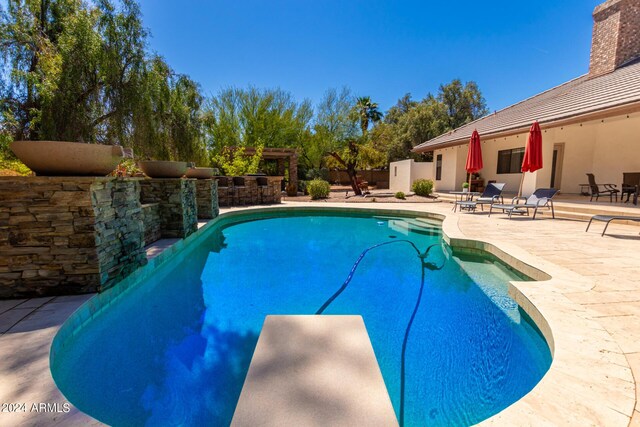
[589,0,640,77]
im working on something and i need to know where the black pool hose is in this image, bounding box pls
[315,240,445,426]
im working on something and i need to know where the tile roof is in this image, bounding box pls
[412,57,640,152]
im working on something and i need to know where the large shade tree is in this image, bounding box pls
[0,0,207,163]
[372,80,489,162]
[203,87,312,174]
[313,88,385,196]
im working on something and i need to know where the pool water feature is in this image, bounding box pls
[51,210,551,427]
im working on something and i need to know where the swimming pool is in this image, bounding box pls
[51,209,551,426]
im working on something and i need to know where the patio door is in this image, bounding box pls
[550,143,565,189]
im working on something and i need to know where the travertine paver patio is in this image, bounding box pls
[0,201,639,425]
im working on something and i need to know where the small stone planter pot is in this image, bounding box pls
[10,140,126,176]
[138,161,188,178]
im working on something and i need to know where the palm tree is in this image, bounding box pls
[355,96,383,135]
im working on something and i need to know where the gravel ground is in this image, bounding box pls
[285,187,441,203]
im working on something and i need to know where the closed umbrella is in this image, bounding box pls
[518,121,543,197]
[465,130,483,190]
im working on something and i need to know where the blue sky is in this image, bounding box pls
[140,0,601,113]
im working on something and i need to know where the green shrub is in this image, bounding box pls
[412,179,434,197]
[395,191,406,200]
[0,158,32,176]
[307,179,331,200]
[462,182,470,189]
[0,132,13,159]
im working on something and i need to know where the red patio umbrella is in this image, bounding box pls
[465,130,483,189]
[518,121,543,197]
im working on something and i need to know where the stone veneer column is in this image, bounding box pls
[139,178,198,238]
[0,177,147,297]
[194,179,219,219]
[270,177,283,203]
[92,179,147,289]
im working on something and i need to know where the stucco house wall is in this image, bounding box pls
[389,160,413,192]
[389,160,434,193]
[428,112,640,195]
[591,114,640,184]
[429,147,466,192]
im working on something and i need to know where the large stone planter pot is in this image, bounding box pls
[10,140,124,176]
[185,167,217,179]
[139,161,188,178]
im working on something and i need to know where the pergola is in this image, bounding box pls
[243,147,298,191]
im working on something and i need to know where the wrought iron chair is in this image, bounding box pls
[586,173,619,202]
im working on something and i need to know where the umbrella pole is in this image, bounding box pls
[518,172,525,198]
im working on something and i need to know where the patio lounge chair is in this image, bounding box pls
[489,188,558,219]
[586,173,619,202]
[454,183,506,212]
[586,215,640,236]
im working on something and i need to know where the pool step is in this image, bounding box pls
[412,217,443,228]
[388,219,441,236]
[231,315,398,427]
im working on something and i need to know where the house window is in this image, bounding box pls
[435,154,442,180]
[394,166,397,177]
[497,148,525,174]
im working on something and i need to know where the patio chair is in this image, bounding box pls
[586,214,640,236]
[489,188,559,219]
[454,183,506,213]
[586,173,619,202]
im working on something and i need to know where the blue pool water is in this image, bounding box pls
[51,210,551,426]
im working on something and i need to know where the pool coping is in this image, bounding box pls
[50,203,634,426]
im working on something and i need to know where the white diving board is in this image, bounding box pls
[231,315,399,427]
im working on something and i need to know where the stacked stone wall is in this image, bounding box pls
[91,179,147,290]
[214,177,282,206]
[141,203,162,245]
[0,177,146,297]
[139,178,198,238]
[195,179,219,219]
